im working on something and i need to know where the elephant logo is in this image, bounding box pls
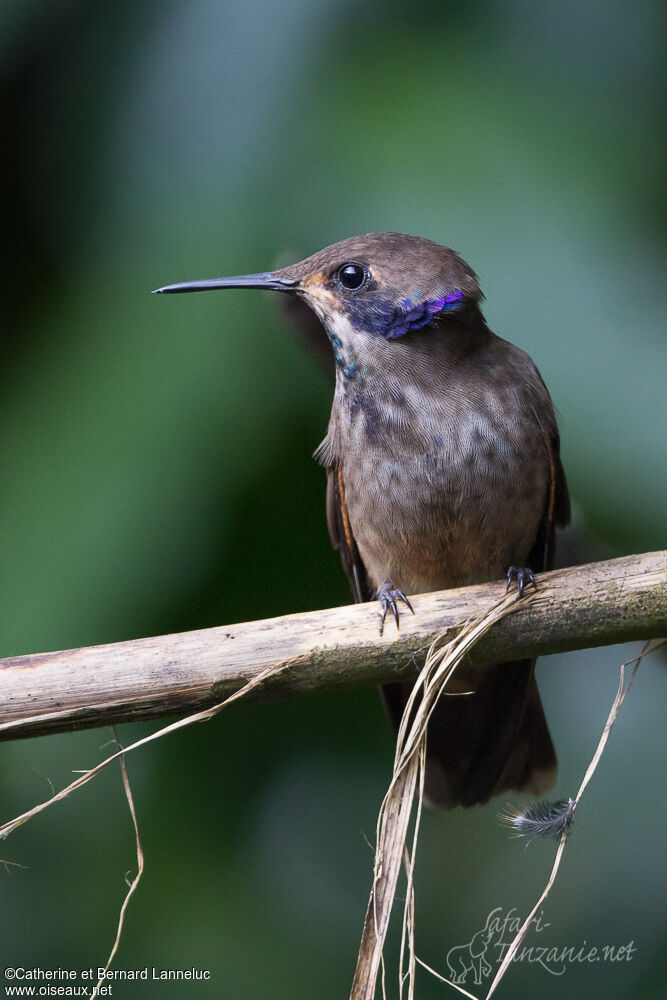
[446,912,496,985]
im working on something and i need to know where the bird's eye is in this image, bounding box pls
[337,262,367,290]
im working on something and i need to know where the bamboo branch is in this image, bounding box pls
[0,551,664,742]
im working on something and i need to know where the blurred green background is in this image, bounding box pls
[1,1,665,997]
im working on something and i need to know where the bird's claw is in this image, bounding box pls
[377,584,414,635]
[506,565,536,598]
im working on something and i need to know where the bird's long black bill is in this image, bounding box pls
[152,272,298,295]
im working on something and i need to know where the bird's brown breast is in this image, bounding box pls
[340,428,548,594]
[329,333,553,594]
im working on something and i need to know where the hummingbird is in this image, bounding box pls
[153,233,570,808]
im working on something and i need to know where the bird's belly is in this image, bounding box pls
[342,446,547,595]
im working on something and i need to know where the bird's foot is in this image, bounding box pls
[377,583,414,635]
[506,565,537,598]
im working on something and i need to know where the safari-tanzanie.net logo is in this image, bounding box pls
[445,906,636,986]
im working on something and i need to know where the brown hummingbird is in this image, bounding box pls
[153,233,570,808]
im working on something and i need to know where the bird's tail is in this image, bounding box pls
[380,660,556,809]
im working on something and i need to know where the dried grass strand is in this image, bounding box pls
[351,591,524,1000]
[483,639,662,999]
[92,729,144,998]
[399,741,425,1000]
[0,654,299,841]
[414,955,480,1000]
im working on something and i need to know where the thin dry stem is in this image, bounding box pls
[0,655,299,842]
[399,742,425,1000]
[92,729,144,998]
[351,592,524,1000]
[483,639,661,999]
[415,955,481,1000]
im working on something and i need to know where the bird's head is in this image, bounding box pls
[153,233,484,379]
